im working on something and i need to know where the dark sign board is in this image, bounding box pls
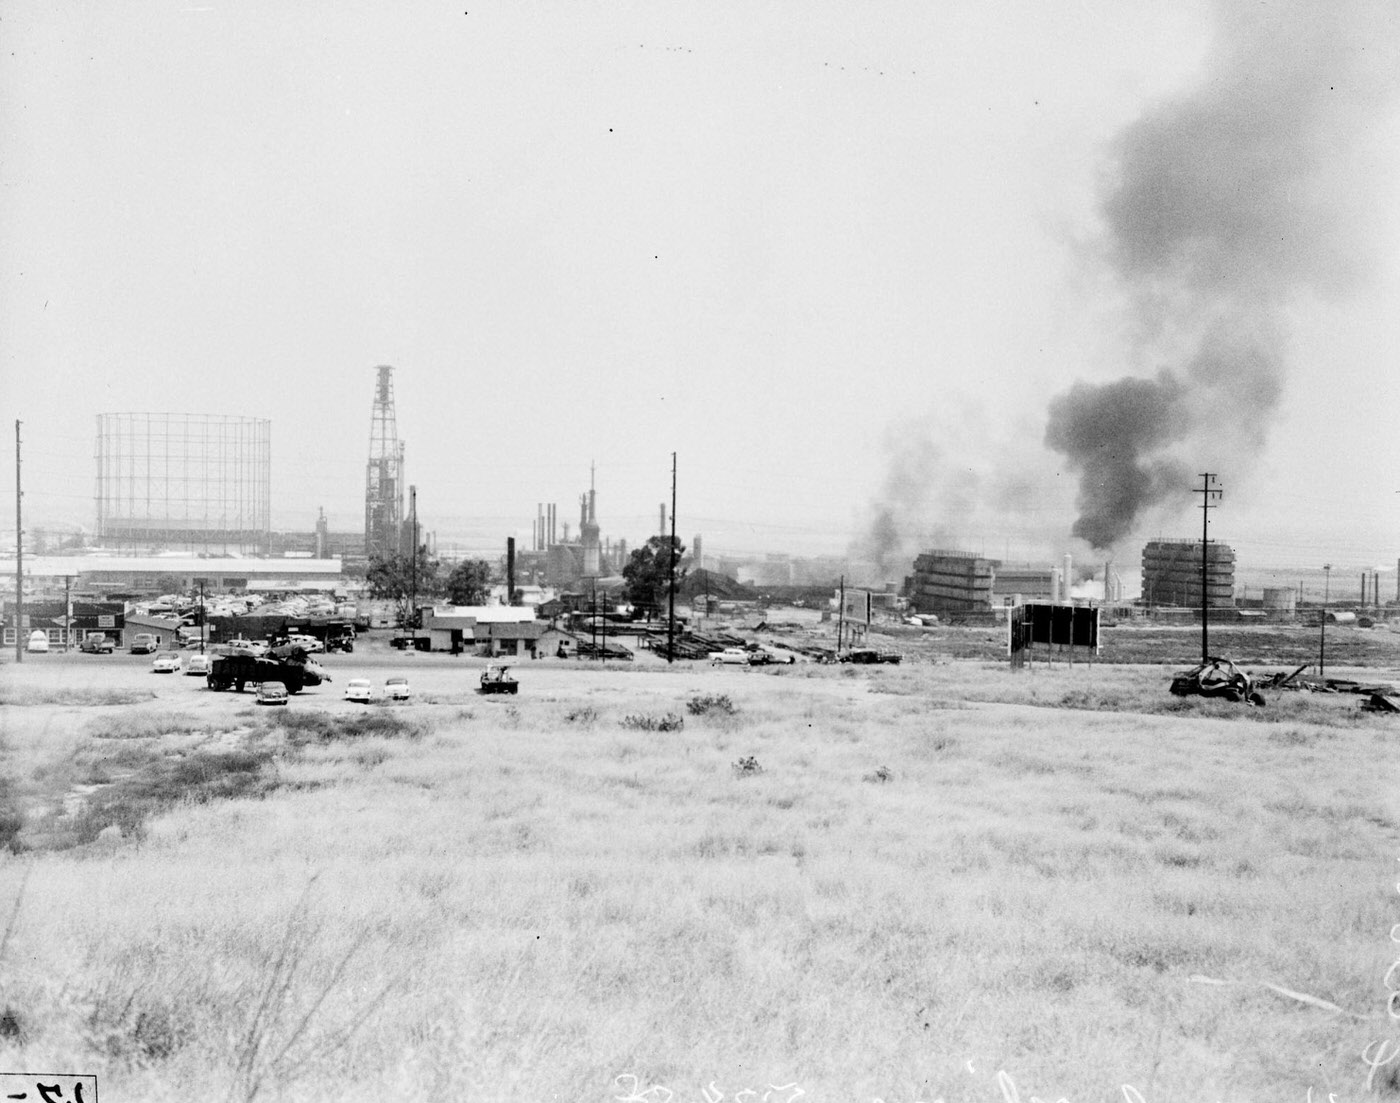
[1010,603,1099,656]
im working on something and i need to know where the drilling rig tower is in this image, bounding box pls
[364,365,406,560]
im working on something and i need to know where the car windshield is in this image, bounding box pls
[155,652,178,660]
[386,677,407,685]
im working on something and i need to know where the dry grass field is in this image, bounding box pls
[2,644,1399,1102]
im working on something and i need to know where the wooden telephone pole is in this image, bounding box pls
[1194,472,1222,663]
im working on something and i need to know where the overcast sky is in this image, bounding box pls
[2,1,1396,572]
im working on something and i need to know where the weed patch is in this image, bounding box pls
[565,706,599,726]
[84,712,205,740]
[619,713,683,732]
[732,755,763,777]
[264,711,425,745]
[0,687,156,707]
[687,694,737,717]
[67,748,276,845]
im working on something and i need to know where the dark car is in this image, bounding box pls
[79,635,115,654]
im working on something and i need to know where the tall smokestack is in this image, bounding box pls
[1063,554,1073,601]
[659,503,666,537]
[507,537,516,606]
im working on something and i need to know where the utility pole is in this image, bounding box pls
[837,574,845,654]
[63,575,72,651]
[1194,472,1222,663]
[666,452,677,664]
[1319,563,1332,680]
[199,579,206,654]
[14,420,22,663]
[409,484,418,630]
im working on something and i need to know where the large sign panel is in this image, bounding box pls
[1010,603,1100,656]
[840,589,872,627]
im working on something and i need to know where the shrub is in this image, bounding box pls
[620,713,684,732]
[687,694,737,717]
[732,755,763,777]
[863,765,895,783]
[566,706,599,725]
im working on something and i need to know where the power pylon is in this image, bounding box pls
[364,365,405,560]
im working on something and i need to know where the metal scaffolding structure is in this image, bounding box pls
[94,413,271,553]
[364,365,406,560]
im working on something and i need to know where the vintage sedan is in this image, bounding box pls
[151,651,184,674]
[344,678,375,704]
[255,682,289,706]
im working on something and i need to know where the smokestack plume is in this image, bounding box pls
[1045,0,1396,551]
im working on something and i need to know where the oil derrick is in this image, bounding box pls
[364,365,406,560]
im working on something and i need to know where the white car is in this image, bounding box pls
[228,638,269,657]
[287,634,325,653]
[384,676,411,701]
[711,647,755,666]
[756,646,797,665]
[151,651,183,673]
[344,679,374,703]
[185,653,212,676]
[26,630,50,653]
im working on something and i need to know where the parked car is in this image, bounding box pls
[384,676,411,701]
[185,653,212,676]
[286,634,325,653]
[227,638,269,657]
[129,633,159,655]
[79,634,115,654]
[255,681,289,706]
[755,646,797,665]
[344,678,375,704]
[26,630,50,653]
[151,651,183,673]
[711,647,756,666]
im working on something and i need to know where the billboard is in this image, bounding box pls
[840,589,872,627]
[1010,603,1099,657]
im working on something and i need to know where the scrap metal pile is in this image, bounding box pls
[1169,657,1266,706]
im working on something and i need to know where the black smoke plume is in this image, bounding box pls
[1045,0,1395,551]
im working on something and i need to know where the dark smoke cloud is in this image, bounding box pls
[1044,372,1190,549]
[1045,0,1397,551]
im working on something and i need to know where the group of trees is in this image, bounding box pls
[367,535,685,626]
[621,536,686,620]
[366,549,493,625]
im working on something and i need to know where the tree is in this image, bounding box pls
[445,559,493,606]
[622,536,687,620]
[366,548,442,626]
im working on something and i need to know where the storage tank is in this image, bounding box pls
[1262,587,1297,619]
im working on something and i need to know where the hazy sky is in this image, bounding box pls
[2,1,1396,571]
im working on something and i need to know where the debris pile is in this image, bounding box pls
[1168,657,1265,706]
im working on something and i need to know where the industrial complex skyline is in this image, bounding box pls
[2,2,1396,573]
